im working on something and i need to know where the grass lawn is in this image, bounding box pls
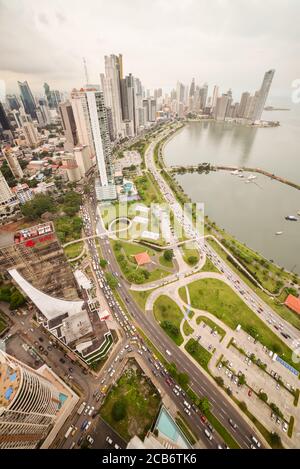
[179,286,188,304]
[181,277,299,371]
[159,254,174,269]
[201,257,220,273]
[183,320,194,336]
[134,173,163,206]
[100,361,161,442]
[112,239,169,284]
[130,289,153,311]
[153,295,184,345]
[181,241,200,266]
[207,237,300,331]
[196,315,226,342]
[184,338,212,371]
[64,241,83,259]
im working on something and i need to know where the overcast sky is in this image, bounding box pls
[1,0,300,100]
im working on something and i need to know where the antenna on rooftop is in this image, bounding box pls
[83,57,89,85]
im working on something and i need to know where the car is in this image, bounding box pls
[69,367,73,373]
[184,407,191,415]
[229,418,237,429]
[77,435,84,446]
[204,429,212,440]
[207,423,214,432]
[114,443,120,449]
[84,405,90,415]
[183,400,191,409]
[86,435,94,445]
[38,337,44,342]
[250,444,256,449]
[200,414,207,423]
[251,436,261,448]
[88,406,95,416]
[172,387,180,396]
[106,436,113,445]
[282,422,288,432]
[248,390,252,397]
[165,378,173,386]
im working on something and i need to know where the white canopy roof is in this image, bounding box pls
[9,269,84,321]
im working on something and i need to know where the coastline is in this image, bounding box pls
[161,122,299,281]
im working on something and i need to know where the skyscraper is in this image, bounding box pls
[3,147,24,179]
[85,90,113,187]
[238,91,250,118]
[0,170,19,223]
[70,88,95,160]
[214,94,229,121]
[18,81,36,119]
[59,101,78,151]
[100,54,124,140]
[0,101,11,131]
[251,69,275,122]
[0,350,68,449]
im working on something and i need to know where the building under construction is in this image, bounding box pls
[0,222,79,300]
[0,221,113,365]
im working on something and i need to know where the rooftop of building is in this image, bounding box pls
[285,294,300,315]
[9,268,85,321]
[0,356,21,410]
[134,251,151,266]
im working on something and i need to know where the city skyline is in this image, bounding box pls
[1,0,300,99]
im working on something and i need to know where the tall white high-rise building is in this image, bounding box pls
[0,350,60,449]
[251,69,275,122]
[85,90,113,187]
[22,122,39,147]
[70,89,95,160]
[0,170,19,223]
[100,54,124,140]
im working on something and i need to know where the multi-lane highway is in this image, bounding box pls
[82,195,264,449]
[145,132,299,351]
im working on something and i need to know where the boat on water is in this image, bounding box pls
[275,231,283,235]
[285,215,297,221]
[247,175,257,180]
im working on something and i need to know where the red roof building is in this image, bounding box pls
[285,294,300,315]
[134,252,151,266]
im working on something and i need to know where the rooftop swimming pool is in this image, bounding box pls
[154,407,191,448]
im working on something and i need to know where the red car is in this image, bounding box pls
[248,390,252,397]
[200,414,207,423]
[165,378,173,386]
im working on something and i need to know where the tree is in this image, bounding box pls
[105,273,118,289]
[215,376,224,387]
[270,432,282,448]
[259,392,268,402]
[239,401,248,412]
[270,403,283,419]
[111,400,126,421]
[21,194,55,220]
[199,397,211,415]
[238,374,246,386]
[161,320,180,338]
[100,259,108,268]
[187,255,198,265]
[163,250,173,262]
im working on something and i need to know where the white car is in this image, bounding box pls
[88,406,94,416]
[106,436,113,445]
[84,405,90,415]
[184,407,191,416]
[87,435,94,445]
